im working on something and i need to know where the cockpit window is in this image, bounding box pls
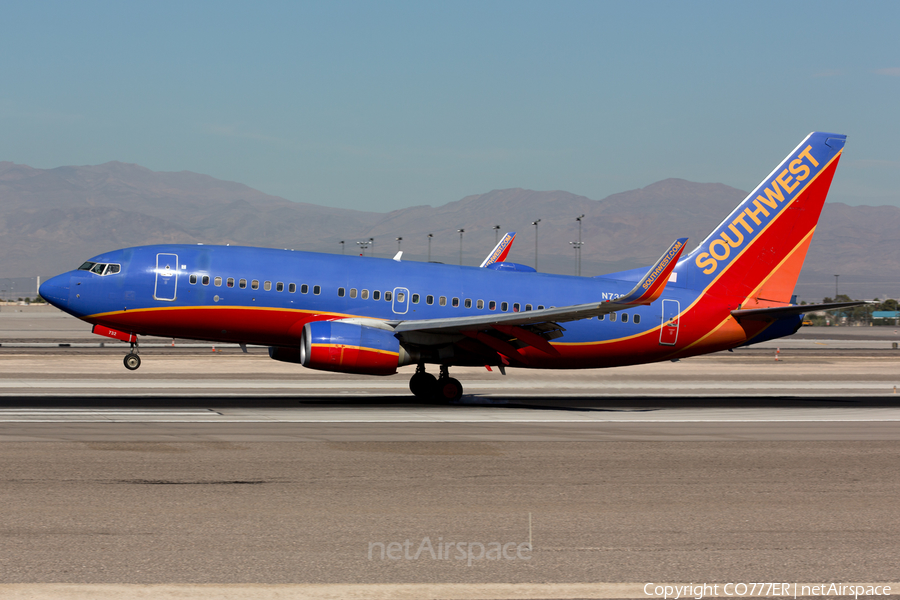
[78,261,121,276]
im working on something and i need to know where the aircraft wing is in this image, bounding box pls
[386,238,688,336]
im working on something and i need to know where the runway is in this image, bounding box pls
[2,317,900,596]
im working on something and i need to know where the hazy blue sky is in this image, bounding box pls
[2,1,898,210]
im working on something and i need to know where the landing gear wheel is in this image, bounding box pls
[409,372,438,400]
[436,377,463,402]
[124,353,141,371]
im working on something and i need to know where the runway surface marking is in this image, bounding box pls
[3,379,898,389]
[1,406,898,422]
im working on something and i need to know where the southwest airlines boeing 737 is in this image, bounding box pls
[39,132,864,401]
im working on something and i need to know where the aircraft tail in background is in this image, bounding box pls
[480,232,516,267]
[679,131,846,308]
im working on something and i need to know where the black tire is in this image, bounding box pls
[436,377,463,402]
[409,372,437,399]
[124,353,141,371]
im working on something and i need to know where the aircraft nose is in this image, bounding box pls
[39,274,70,310]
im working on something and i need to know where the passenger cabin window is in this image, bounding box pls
[525,304,532,311]
[501,302,508,312]
[276,282,284,292]
[338,287,345,297]
[239,279,247,289]
[301,284,309,294]
[395,291,404,302]
[452,297,459,307]
[350,288,357,298]
[439,296,447,306]
[599,314,605,321]
[214,276,222,287]
[373,290,381,301]
[622,313,629,323]
[513,303,520,312]
[412,293,420,303]
[202,275,210,286]
[538,305,545,310]
[313,285,321,295]
[226,277,234,288]
[489,300,496,310]
[251,280,259,290]
[361,289,369,299]
[426,295,434,305]
[263,281,271,291]
[385,291,392,302]
[610,312,617,322]
[288,283,296,293]
[476,299,484,309]
[634,314,641,324]
[464,299,472,308]
[190,274,197,285]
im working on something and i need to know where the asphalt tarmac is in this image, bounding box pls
[2,307,899,598]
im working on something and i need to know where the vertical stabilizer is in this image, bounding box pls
[676,132,845,307]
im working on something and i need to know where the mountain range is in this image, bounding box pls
[1,161,897,301]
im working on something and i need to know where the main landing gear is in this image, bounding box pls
[409,364,463,402]
[123,340,141,371]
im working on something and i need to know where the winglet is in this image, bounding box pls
[616,238,688,305]
[480,232,516,267]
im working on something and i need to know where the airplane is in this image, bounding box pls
[39,132,867,401]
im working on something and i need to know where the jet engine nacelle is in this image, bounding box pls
[269,321,414,376]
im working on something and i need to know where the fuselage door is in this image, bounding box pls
[659,299,680,346]
[154,253,178,301]
[392,287,409,315]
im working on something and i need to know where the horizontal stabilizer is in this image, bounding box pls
[731,301,873,320]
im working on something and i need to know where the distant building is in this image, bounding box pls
[872,311,900,324]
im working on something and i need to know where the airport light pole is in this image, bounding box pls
[457,229,465,265]
[569,241,584,276]
[427,233,433,262]
[531,219,541,271]
[834,274,840,299]
[339,240,345,255]
[396,237,402,253]
[356,240,369,256]
[493,225,500,245]
[576,214,584,276]
[369,238,375,258]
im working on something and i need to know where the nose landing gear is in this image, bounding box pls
[409,364,463,401]
[123,340,141,371]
